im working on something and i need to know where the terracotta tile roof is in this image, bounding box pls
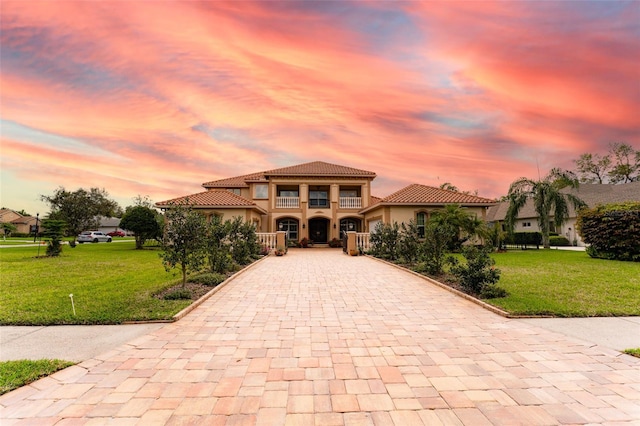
[383,184,495,204]
[360,184,495,213]
[202,171,266,188]
[370,195,382,206]
[486,181,640,221]
[156,190,266,213]
[263,161,376,177]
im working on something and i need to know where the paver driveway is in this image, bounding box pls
[1,250,639,425]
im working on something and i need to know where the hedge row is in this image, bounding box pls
[504,232,542,248]
[577,202,640,262]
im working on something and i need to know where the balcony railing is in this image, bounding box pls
[276,196,300,208]
[339,197,362,209]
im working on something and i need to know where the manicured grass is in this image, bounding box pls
[0,242,191,325]
[0,359,74,395]
[624,348,640,358]
[487,249,640,317]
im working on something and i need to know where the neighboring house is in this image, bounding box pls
[97,216,125,235]
[486,182,640,246]
[156,161,496,244]
[0,208,39,235]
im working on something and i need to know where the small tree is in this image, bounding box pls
[1,222,17,240]
[159,202,207,286]
[430,204,483,251]
[41,219,66,257]
[227,216,261,265]
[398,221,421,264]
[369,222,400,261]
[119,206,161,249]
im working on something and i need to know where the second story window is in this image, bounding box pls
[254,184,268,199]
[309,190,329,208]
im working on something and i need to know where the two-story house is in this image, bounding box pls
[156,161,496,244]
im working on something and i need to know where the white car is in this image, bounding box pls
[77,231,112,243]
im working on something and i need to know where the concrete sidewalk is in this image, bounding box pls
[2,317,638,364]
[2,250,639,425]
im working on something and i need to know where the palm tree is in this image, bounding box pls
[505,168,586,249]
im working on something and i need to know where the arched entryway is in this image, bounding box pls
[308,218,329,243]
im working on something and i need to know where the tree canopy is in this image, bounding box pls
[41,187,122,237]
[573,142,639,184]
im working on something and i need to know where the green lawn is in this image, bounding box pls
[487,249,640,317]
[0,242,191,325]
[0,360,74,395]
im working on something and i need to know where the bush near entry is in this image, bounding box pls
[577,202,640,261]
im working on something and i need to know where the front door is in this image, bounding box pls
[308,218,328,243]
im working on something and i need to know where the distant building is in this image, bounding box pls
[486,182,640,246]
[0,209,39,235]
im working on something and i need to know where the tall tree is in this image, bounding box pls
[608,142,639,183]
[573,142,639,184]
[574,153,611,184]
[505,169,586,249]
[41,187,122,238]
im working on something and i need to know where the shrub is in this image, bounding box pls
[227,217,261,265]
[577,202,640,261]
[369,222,400,261]
[448,246,502,296]
[41,219,66,257]
[549,236,570,246]
[188,273,226,287]
[298,237,312,248]
[417,222,451,275]
[328,238,342,248]
[398,221,421,264]
[162,289,192,300]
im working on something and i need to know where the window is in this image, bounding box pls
[254,184,268,199]
[278,190,299,197]
[340,218,359,235]
[523,222,532,228]
[277,219,298,241]
[228,188,241,195]
[417,212,426,238]
[339,190,358,198]
[309,190,329,208]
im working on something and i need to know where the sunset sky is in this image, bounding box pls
[1,1,639,215]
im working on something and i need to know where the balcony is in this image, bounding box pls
[339,197,362,209]
[276,196,300,208]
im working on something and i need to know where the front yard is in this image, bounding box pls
[0,242,191,325]
[487,249,640,317]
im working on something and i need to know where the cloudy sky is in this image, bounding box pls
[1,1,639,215]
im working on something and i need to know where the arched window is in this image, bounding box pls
[417,212,426,238]
[340,218,360,236]
[277,218,298,241]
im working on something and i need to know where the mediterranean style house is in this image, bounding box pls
[486,181,640,246]
[0,209,39,235]
[156,161,496,244]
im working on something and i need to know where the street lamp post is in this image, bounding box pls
[33,213,39,243]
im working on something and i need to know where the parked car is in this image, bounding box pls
[77,231,112,243]
[107,230,125,237]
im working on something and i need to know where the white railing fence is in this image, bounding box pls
[257,233,277,250]
[356,233,370,251]
[339,197,362,209]
[276,197,300,208]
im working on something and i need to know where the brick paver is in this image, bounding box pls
[1,250,639,425]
